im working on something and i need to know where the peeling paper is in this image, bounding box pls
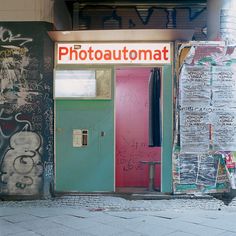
[173,42,236,194]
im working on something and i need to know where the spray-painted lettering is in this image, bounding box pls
[0,27,33,46]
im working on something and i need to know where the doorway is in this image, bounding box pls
[115,67,161,192]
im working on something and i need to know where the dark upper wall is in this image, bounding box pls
[66,1,207,40]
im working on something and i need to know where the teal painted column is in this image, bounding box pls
[161,64,173,193]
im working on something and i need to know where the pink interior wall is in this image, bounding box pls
[115,67,161,188]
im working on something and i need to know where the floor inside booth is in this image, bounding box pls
[116,187,153,194]
[115,187,172,201]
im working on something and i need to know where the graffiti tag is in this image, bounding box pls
[0,26,33,46]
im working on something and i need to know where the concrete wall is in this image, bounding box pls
[0,0,53,22]
[54,0,72,30]
[207,0,236,41]
[0,0,72,30]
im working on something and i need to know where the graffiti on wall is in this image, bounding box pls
[75,6,207,40]
[0,26,33,46]
[1,131,43,194]
[0,25,53,196]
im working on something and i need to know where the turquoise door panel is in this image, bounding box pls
[161,65,173,193]
[55,100,114,192]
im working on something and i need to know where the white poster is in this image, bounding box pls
[180,111,210,152]
[212,111,236,150]
[179,65,211,107]
[212,66,236,108]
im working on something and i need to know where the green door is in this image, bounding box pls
[55,100,114,192]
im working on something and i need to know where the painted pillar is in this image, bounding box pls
[0,22,54,199]
[161,64,173,193]
[207,0,236,43]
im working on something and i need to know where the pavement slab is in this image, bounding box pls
[1,195,236,236]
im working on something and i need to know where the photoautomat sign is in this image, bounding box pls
[56,43,171,64]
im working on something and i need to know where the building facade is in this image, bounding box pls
[2,0,233,199]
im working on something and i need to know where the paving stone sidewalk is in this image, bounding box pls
[1,195,236,235]
[0,195,228,211]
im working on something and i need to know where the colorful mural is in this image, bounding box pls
[0,22,53,198]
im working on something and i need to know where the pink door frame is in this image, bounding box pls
[115,67,161,189]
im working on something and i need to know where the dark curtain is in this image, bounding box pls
[149,68,161,147]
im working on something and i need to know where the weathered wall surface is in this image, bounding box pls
[0,22,53,198]
[0,0,54,22]
[173,43,236,194]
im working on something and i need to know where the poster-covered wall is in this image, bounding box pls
[173,43,236,194]
[0,22,54,199]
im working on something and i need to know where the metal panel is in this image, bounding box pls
[161,64,173,193]
[55,68,114,192]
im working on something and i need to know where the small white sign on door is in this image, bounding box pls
[73,129,82,147]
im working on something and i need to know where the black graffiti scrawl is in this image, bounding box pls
[0,23,53,197]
